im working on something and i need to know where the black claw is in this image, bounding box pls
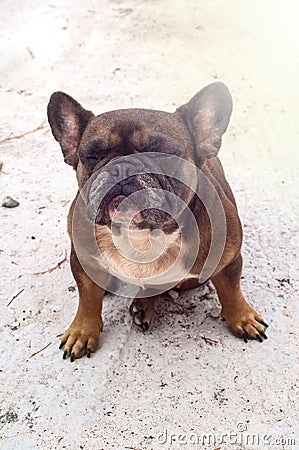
[259,331,268,340]
[142,322,149,331]
[63,350,68,360]
[86,348,91,358]
[259,320,269,328]
[70,354,75,362]
[59,341,65,350]
[129,304,134,316]
[256,334,263,343]
[242,333,248,343]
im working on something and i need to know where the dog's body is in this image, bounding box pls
[48,82,268,361]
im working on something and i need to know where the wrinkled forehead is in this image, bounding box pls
[82,108,192,152]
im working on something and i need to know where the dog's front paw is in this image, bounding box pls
[59,317,103,361]
[222,305,269,343]
[130,297,157,331]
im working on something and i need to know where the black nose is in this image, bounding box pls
[110,162,136,180]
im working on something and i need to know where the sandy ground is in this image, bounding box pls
[0,0,298,449]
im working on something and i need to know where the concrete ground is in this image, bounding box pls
[0,0,298,449]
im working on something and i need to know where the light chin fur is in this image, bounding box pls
[94,224,184,285]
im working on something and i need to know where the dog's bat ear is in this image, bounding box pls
[47,92,94,169]
[176,82,232,165]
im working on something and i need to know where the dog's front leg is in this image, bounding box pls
[59,246,108,361]
[211,254,268,342]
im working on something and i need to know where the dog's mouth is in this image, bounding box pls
[94,190,178,232]
[87,172,183,232]
[107,195,144,225]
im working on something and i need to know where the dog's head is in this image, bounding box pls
[47,82,232,233]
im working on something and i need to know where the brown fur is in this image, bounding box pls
[47,82,268,361]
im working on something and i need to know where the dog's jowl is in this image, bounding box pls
[47,82,268,361]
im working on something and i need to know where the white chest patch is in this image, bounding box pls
[93,225,192,288]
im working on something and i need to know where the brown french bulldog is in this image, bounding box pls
[47,82,268,361]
